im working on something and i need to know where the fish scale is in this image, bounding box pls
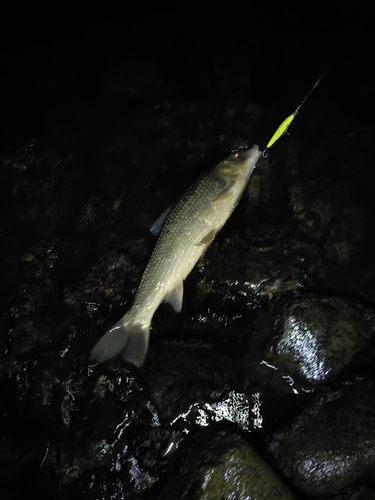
[90,145,261,367]
[135,172,229,305]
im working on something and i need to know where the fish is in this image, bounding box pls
[90,145,262,367]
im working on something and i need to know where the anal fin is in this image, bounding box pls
[164,281,184,312]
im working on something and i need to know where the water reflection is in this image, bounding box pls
[170,390,263,432]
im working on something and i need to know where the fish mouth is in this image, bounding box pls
[242,144,262,163]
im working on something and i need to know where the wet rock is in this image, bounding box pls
[159,428,296,500]
[265,295,374,386]
[266,380,375,496]
[38,362,173,499]
[316,484,375,500]
[143,340,239,423]
[345,336,375,382]
[191,233,310,315]
[1,140,86,237]
[76,195,100,233]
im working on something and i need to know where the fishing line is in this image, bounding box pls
[262,57,336,157]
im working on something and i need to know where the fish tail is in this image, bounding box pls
[90,316,150,368]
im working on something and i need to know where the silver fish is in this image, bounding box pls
[90,145,262,367]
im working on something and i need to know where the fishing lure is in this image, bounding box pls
[263,61,334,157]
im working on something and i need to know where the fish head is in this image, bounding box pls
[217,145,262,181]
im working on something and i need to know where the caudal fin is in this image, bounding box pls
[90,319,149,367]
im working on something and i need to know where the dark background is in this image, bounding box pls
[1,4,373,152]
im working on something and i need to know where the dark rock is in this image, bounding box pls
[266,295,374,386]
[266,380,375,496]
[159,428,296,499]
[316,484,375,500]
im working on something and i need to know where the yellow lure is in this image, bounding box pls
[266,110,299,149]
[264,60,334,154]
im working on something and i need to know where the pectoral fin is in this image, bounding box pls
[164,281,184,313]
[196,229,216,246]
[214,180,236,201]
